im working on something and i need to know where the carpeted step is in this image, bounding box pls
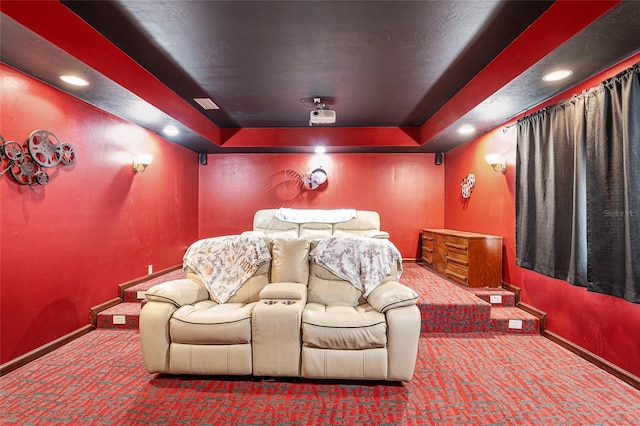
[96,302,141,331]
[122,269,186,302]
[472,288,516,307]
[486,306,539,334]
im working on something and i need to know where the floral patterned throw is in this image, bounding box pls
[310,236,403,297]
[183,234,271,303]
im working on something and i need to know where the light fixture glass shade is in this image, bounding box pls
[485,153,502,166]
[485,153,506,173]
[133,153,153,172]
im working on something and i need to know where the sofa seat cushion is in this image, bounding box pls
[170,301,254,345]
[302,303,387,350]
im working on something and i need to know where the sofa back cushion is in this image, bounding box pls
[253,209,300,238]
[333,210,380,237]
[270,238,310,284]
[299,223,333,239]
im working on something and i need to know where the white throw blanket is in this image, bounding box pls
[183,234,271,304]
[275,208,357,223]
[310,236,402,297]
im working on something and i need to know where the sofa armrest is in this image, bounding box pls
[367,281,418,313]
[145,278,209,307]
[260,282,307,301]
[364,230,390,239]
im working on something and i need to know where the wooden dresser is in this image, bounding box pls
[421,229,503,288]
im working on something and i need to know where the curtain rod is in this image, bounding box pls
[502,122,517,133]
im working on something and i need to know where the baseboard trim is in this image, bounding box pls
[501,282,521,302]
[500,282,547,330]
[118,264,182,299]
[542,330,640,391]
[0,324,94,377]
[89,297,122,327]
[516,302,547,332]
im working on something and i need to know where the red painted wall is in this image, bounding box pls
[0,65,199,364]
[443,55,640,377]
[198,153,444,258]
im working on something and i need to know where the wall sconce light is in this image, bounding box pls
[133,153,153,173]
[485,153,506,173]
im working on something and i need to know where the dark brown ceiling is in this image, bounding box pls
[2,1,640,154]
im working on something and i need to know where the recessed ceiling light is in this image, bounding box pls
[314,146,326,154]
[163,125,179,136]
[59,75,89,86]
[193,97,220,110]
[542,70,573,82]
[458,125,475,135]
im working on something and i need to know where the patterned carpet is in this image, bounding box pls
[2,330,639,425]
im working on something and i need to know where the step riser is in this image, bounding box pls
[97,311,538,334]
[473,293,516,307]
[419,304,490,333]
[486,319,539,334]
[123,290,146,303]
[97,314,139,330]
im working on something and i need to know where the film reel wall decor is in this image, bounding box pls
[1,130,76,192]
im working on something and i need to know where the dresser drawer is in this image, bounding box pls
[433,259,447,275]
[446,261,468,278]
[446,260,469,285]
[421,248,434,264]
[445,268,468,286]
[442,235,469,251]
[421,232,434,249]
[445,249,468,266]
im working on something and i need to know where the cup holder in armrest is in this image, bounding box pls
[262,300,296,306]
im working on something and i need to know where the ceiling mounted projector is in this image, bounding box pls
[309,98,336,126]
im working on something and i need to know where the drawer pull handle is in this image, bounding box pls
[444,242,467,250]
[446,269,467,282]
[446,256,468,266]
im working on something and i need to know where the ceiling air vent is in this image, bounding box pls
[193,97,220,110]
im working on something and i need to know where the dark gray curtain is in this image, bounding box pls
[516,62,639,303]
[516,98,588,287]
[585,64,640,302]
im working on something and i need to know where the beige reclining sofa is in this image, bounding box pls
[140,212,419,382]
